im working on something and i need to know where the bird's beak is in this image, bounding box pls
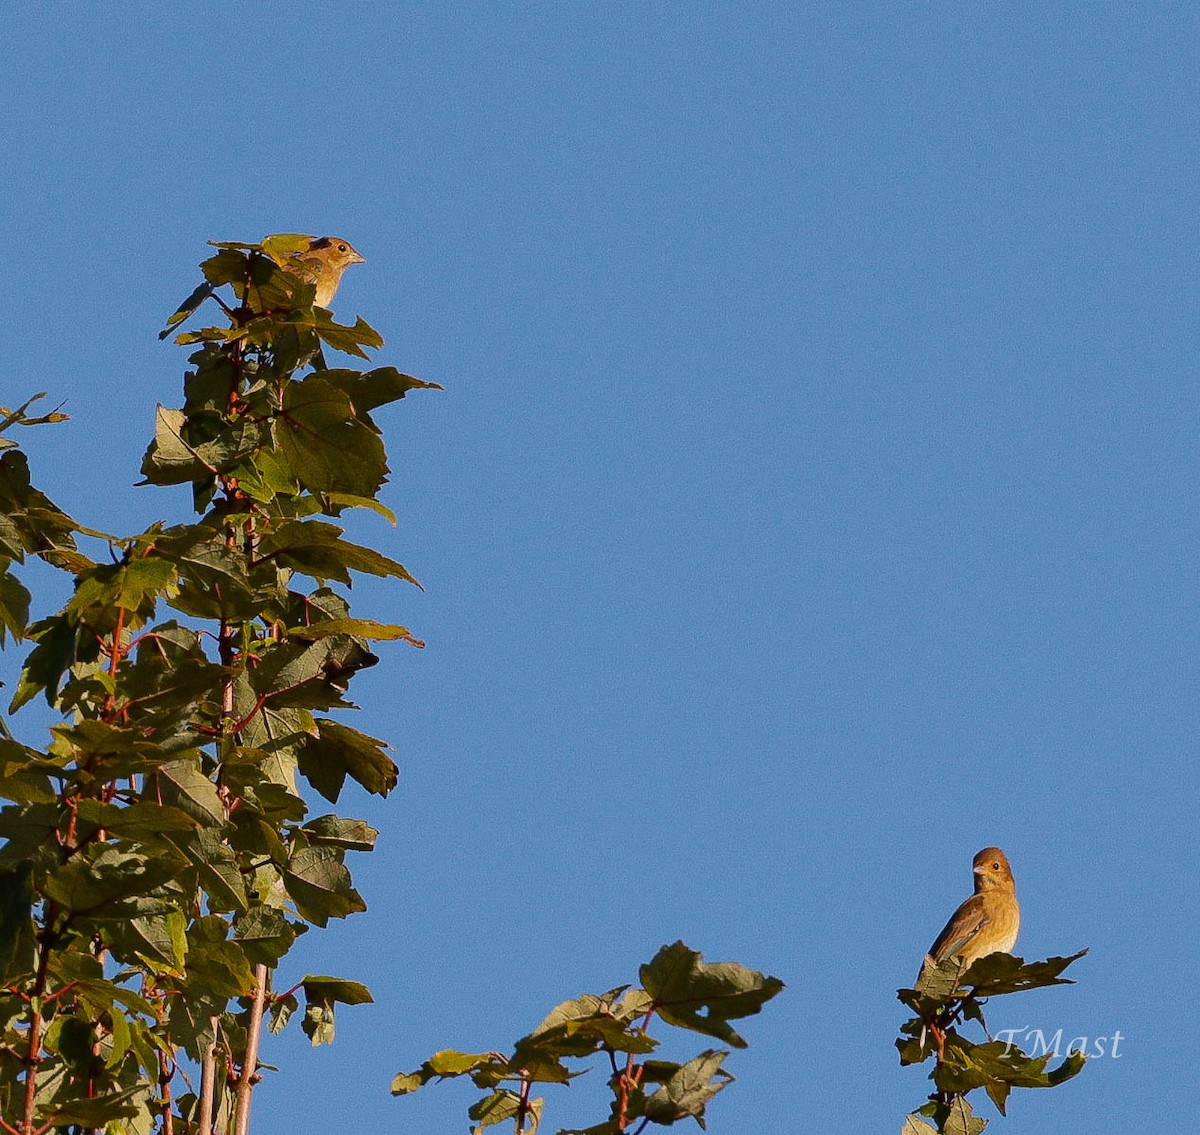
[349,250,366,264]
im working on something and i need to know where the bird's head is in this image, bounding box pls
[971,847,1014,891]
[306,236,366,270]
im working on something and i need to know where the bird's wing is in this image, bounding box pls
[927,895,989,964]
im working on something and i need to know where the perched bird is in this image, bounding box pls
[282,236,365,307]
[923,847,1020,976]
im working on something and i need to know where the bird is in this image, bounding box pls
[281,236,365,307]
[922,846,1020,977]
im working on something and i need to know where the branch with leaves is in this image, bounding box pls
[0,237,436,1135]
[896,949,1088,1134]
[394,941,784,1135]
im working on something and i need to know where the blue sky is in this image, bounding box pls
[2,3,1196,1131]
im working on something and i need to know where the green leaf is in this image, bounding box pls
[113,910,188,973]
[0,511,23,556]
[323,366,443,414]
[245,638,333,701]
[159,526,275,621]
[234,905,297,967]
[1048,1049,1087,1085]
[297,718,397,803]
[0,449,83,567]
[300,814,378,851]
[274,376,389,498]
[894,1015,936,1066]
[183,914,256,999]
[0,863,35,983]
[42,1014,93,1074]
[174,324,240,346]
[302,996,337,1046]
[643,1049,733,1126]
[0,739,56,803]
[301,976,374,1005]
[119,622,218,731]
[468,1088,542,1135]
[640,941,784,1048]
[962,950,1088,996]
[391,1050,509,1095]
[186,828,251,913]
[320,492,397,522]
[46,946,103,985]
[265,518,421,588]
[50,719,186,783]
[933,1033,1087,1101]
[261,233,316,262]
[66,556,179,626]
[83,978,156,1021]
[9,613,89,711]
[518,987,657,1060]
[912,952,969,1001]
[38,1086,143,1125]
[289,617,423,646]
[391,1071,425,1094]
[160,281,216,337]
[140,406,222,483]
[104,1007,143,1071]
[269,991,299,1034]
[317,635,382,689]
[984,1076,1011,1117]
[0,802,60,868]
[0,569,30,643]
[43,846,183,915]
[283,845,367,927]
[908,950,1088,1008]
[75,799,201,839]
[313,312,384,359]
[144,759,225,826]
[431,1050,504,1077]
[941,1094,988,1135]
[296,977,373,1047]
[236,444,300,502]
[201,246,255,288]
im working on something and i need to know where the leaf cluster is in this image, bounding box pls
[392,941,784,1135]
[0,395,81,649]
[896,950,1088,1134]
[0,237,436,1134]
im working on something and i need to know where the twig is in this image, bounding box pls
[197,1017,220,1135]
[232,965,269,1135]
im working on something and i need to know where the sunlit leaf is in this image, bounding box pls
[640,941,784,1048]
[643,1049,732,1125]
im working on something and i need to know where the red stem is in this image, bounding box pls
[615,1008,655,1132]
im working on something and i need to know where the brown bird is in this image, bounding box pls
[282,236,365,307]
[923,847,1020,976]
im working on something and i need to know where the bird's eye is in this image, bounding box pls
[337,243,347,252]
[992,861,1000,870]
